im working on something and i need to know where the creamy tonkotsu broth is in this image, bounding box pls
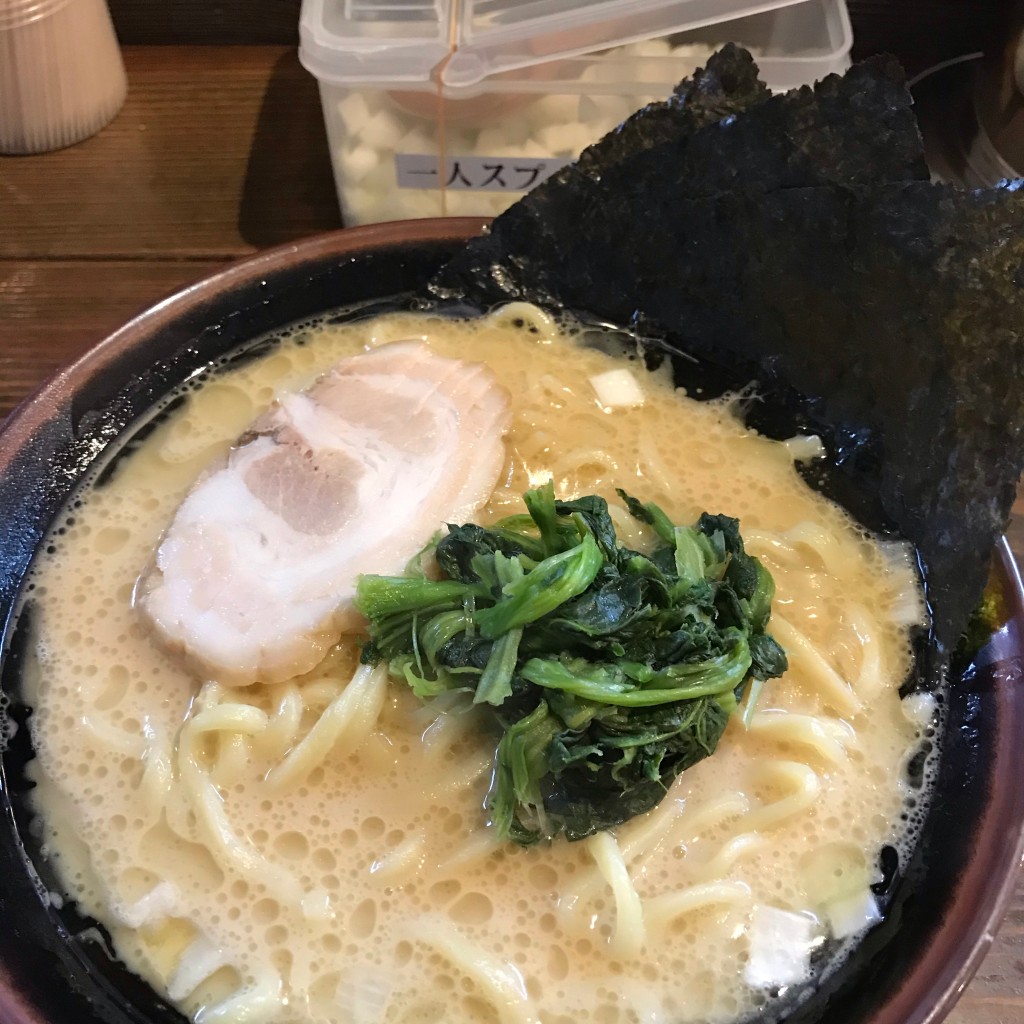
[22,304,933,1024]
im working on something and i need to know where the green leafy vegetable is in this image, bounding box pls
[955,576,1007,667]
[355,485,787,845]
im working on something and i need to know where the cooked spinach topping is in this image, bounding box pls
[355,483,787,845]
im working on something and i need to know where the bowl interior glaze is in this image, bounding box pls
[0,219,1022,1024]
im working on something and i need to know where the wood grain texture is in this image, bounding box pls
[0,260,224,417]
[0,47,340,259]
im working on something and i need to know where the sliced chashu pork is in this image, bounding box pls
[138,341,511,684]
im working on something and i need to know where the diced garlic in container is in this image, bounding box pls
[299,0,853,225]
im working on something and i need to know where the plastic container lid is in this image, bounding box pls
[300,0,810,90]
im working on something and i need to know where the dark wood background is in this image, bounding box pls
[103,0,1012,75]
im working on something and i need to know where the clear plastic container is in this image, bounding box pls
[300,0,852,225]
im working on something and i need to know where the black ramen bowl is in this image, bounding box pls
[0,220,1022,1024]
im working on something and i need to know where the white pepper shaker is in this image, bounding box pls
[0,0,127,154]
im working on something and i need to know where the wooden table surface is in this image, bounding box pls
[1,42,1023,1024]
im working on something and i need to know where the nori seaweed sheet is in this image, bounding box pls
[573,43,772,176]
[430,48,1024,654]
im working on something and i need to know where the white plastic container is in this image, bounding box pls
[300,0,852,225]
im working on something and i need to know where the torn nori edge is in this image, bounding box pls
[573,43,772,176]
[429,47,1024,654]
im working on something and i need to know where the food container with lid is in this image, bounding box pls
[299,0,853,225]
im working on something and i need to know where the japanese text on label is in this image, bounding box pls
[395,154,572,192]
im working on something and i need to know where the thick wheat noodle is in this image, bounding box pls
[560,801,684,914]
[80,714,146,758]
[198,680,226,705]
[264,664,387,792]
[251,685,303,760]
[193,969,284,1024]
[163,781,199,845]
[644,881,753,935]
[405,919,541,1024]
[560,796,687,910]
[189,704,269,735]
[491,434,548,493]
[694,833,768,882]
[301,678,345,706]
[406,688,468,730]
[430,830,504,878]
[847,603,885,698]
[421,702,483,754]
[289,955,314,1008]
[675,775,813,883]
[501,447,534,490]
[745,522,854,580]
[184,704,269,788]
[565,794,749,909]
[781,522,850,572]
[747,712,852,764]
[441,750,496,793]
[737,761,822,833]
[680,794,752,838]
[552,447,619,478]
[742,531,801,566]
[770,616,861,716]
[176,718,330,918]
[527,374,567,403]
[607,501,649,546]
[369,832,428,885]
[637,429,679,498]
[587,831,646,958]
[211,733,253,788]
[616,795,688,862]
[139,718,174,815]
[627,795,757,895]
[166,935,230,1000]
[76,667,129,710]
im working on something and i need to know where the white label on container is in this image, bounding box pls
[395,153,572,192]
